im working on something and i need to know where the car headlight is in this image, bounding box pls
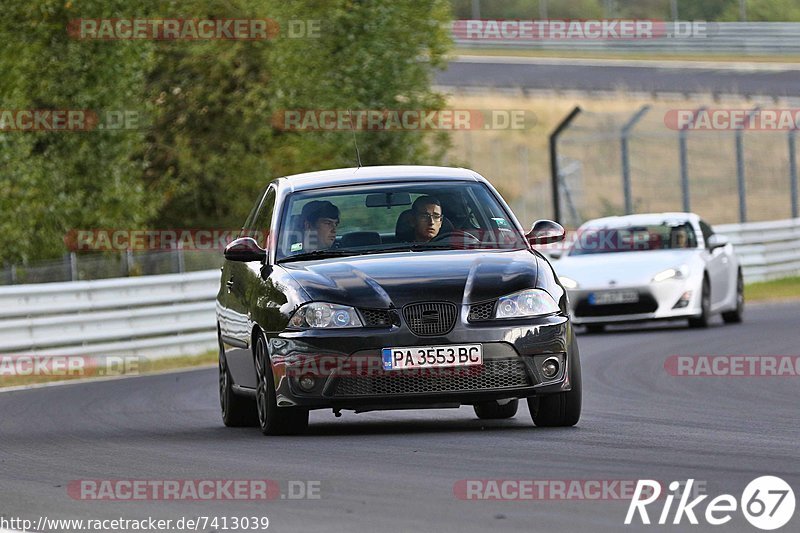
[495,289,559,319]
[652,265,690,282]
[288,302,363,329]
[559,276,578,289]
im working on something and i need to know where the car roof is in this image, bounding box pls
[277,165,483,192]
[579,212,701,229]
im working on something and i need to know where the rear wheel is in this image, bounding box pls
[688,277,711,328]
[528,346,582,427]
[254,334,309,436]
[722,270,744,324]
[473,399,519,419]
[219,336,257,427]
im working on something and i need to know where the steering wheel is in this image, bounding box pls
[432,229,481,244]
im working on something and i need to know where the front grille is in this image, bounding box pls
[403,302,458,336]
[333,359,531,397]
[359,308,399,327]
[468,301,495,322]
[574,293,658,317]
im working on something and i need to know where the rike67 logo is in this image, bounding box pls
[626,477,795,530]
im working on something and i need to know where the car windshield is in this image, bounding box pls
[275,181,526,261]
[568,222,698,256]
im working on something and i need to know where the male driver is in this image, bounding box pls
[411,195,443,242]
[300,200,339,251]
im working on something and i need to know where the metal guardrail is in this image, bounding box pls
[1,218,797,358]
[716,217,800,283]
[540,218,800,284]
[452,22,800,55]
[0,270,220,358]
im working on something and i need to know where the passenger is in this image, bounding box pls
[411,195,443,242]
[672,228,688,249]
[300,200,339,251]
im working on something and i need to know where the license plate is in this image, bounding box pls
[589,290,639,305]
[382,344,483,371]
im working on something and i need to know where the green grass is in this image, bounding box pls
[745,276,800,302]
[0,350,217,390]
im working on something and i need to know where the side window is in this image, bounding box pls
[240,187,268,239]
[699,220,714,249]
[248,186,277,249]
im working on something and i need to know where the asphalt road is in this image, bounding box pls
[437,57,800,97]
[1,301,798,533]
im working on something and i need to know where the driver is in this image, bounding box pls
[300,200,339,251]
[411,195,442,242]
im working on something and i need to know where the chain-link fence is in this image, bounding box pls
[1,249,222,286]
[553,105,800,228]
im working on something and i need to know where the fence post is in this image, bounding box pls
[549,106,582,224]
[67,252,78,281]
[621,105,651,215]
[735,106,760,223]
[679,106,706,212]
[790,128,798,219]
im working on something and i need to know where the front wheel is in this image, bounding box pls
[254,335,309,436]
[528,347,582,427]
[688,277,711,328]
[474,399,519,419]
[722,270,744,324]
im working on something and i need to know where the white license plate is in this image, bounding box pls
[382,344,483,371]
[590,290,639,305]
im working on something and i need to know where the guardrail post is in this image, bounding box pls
[735,106,760,223]
[621,105,651,215]
[549,106,582,224]
[679,106,706,212]
[790,128,799,219]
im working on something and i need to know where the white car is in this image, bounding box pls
[552,213,743,331]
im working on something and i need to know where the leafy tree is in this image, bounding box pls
[0,0,159,264]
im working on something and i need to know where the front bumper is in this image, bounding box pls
[567,278,701,325]
[266,314,574,410]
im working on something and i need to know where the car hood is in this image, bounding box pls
[554,249,699,288]
[280,249,539,308]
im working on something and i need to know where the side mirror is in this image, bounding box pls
[707,234,729,250]
[224,237,267,262]
[526,220,565,245]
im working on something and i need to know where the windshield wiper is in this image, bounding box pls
[277,249,360,263]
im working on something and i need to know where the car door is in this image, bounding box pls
[222,185,276,388]
[698,219,729,308]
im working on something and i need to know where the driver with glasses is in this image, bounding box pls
[411,195,443,242]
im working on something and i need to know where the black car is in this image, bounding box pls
[217,165,581,435]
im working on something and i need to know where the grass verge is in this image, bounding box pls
[0,350,218,390]
[744,276,800,302]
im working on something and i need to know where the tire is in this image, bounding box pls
[585,324,605,334]
[722,270,744,324]
[219,337,258,427]
[473,399,519,419]
[688,277,711,328]
[254,334,309,436]
[528,343,582,427]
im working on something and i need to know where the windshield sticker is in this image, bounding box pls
[290,242,303,252]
